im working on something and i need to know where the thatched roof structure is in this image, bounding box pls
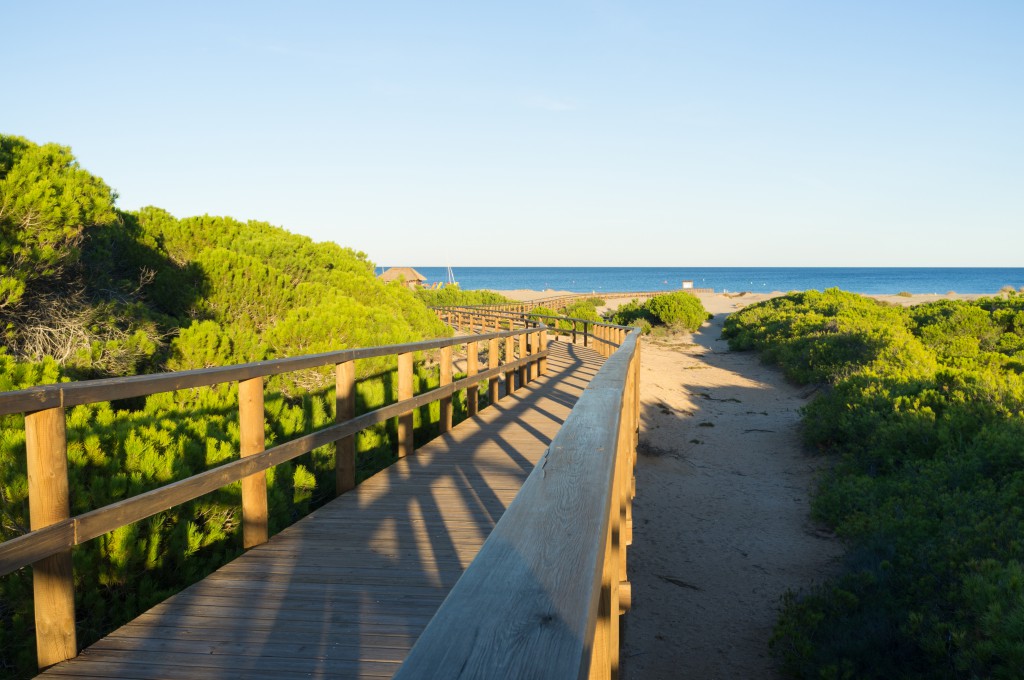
[379,267,427,288]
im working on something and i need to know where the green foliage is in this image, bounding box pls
[0,136,116,310]
[560,300,602,323]
[608,299,658,331]
[645,292,709,332]
[0,135,455,677]
[527,306,563,332]
[415,285,512,307]
[726,290,1024,678]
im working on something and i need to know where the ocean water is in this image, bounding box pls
[401,267,1024,296]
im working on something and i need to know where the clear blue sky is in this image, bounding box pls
[5,1,1022,267]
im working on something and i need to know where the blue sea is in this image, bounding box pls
[402,267,1024,296]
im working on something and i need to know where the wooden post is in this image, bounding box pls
[589,482,618,680]
[619,359,634,613]
[467,340,479,417]
[440,345,453,433]
[572,320,578,344]
[335,361,356,495]
[518,332,528,388]
[539,328,549,376]
[488,337,500,404]
[25,407,76,669]
[532,329,540,378]
[584,322,590,348]
[505,335,516,395]
[397,352,414,457]
[239,377,269,549]
[630,337,638,446]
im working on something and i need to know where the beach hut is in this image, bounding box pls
[379,267,427,290]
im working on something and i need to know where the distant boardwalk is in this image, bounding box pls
[40,341,604,679]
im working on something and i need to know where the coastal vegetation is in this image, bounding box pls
[0,134,457,675]
[723,288,1024,679]
[608,292,709,333]
[414,285,512,307]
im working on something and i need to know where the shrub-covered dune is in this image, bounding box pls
[0,134,452,675]
[724,288,1024,679]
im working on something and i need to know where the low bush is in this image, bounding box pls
[725,289,1024,678]
[561,301,602,323]
[414,285,512,307]
[608,299,658,328]
[646,292,709,332]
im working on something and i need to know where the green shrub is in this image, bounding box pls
[726,289,1024,678]
[561,301,602,323]
[0,135,456,678]
[646,292,708,332]
[528,306,566,333]
[608,299,658,328]
[415,285,512,307]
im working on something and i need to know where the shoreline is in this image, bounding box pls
[491,288,995,314]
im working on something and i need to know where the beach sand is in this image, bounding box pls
[494,288,990,312]
[620,310,843,678]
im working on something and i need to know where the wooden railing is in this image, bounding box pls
[1,303,640,678]
[395,322,641,679]
[0,320,547,670]
[437,306,631,358]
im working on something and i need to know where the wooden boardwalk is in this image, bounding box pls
[40,340,604,679]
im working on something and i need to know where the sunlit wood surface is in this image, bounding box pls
[40,340,603,679]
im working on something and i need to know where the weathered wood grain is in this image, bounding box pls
[26,406,77,668]
[239,377,269,548]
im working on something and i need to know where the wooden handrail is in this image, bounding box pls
[0,333,526,417]
[437,305,633,360]
[0,322,548,670]
[394,330,640,679]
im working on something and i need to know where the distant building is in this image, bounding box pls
[379,267,427,290]
[682,280,694,289]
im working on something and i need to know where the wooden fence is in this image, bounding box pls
[1,306,640,679]
[395,323,641,679]
[0,321,546,670]
[436,306,631,358]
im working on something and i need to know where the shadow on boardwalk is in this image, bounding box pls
[42,341,603,680]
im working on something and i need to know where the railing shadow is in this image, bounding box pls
[54,341,604,678]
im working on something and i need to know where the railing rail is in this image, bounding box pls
[395,327,641,680]
[0,319,548,670]
[3,304,640,678]
[435,305,631,358]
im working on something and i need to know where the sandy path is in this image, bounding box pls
[620,312,843,679]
